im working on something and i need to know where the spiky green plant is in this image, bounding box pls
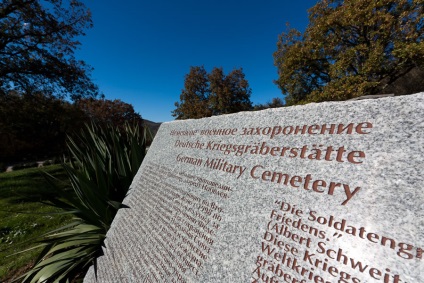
[19,122,150,283]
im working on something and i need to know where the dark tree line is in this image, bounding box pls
[0,93,142,163]
[252,98,284,111]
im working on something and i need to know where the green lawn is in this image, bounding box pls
[0,165,72,282]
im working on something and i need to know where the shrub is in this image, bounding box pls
[19,122,151,282]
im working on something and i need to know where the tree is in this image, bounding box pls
[253,97,285,111]
[0,91,86,162]
[0,94,143,162]
[274,0,424,105]
[209,67,252,115]
[172,66,252,119]
[172,66,211,119]
[0,0,98,99]
[76,98,143,128]
[208,67,226,116]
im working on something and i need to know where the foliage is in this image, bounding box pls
[19,123,150,282]
[208,67,253,115]
[0,92,145,163]
[381,66,424,95]
[172,66,252,119]
[0,0,98,99]
[172,66,211,119]
[274,0,424,105]
[0,165,71,282]
[76,98,143,128]
[253,97,285,111]
[0,91,87,162]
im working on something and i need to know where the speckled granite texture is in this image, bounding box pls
[84,93,423,283]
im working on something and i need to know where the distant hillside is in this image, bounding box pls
[143,119,162,136]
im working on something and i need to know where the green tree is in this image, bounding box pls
[0,0,98,99]
[172,66,252,119]
[274,0,424,105]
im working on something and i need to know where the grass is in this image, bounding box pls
[0,165,72,282]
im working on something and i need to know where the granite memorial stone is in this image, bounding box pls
[84,93,423,283]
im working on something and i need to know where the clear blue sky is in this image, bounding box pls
[76,0,318,122]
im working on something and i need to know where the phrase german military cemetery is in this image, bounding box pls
[84,93,423,283]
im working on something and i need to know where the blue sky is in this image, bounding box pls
[76,1,318,122]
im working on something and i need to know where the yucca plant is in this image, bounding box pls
[18,122,151,283]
